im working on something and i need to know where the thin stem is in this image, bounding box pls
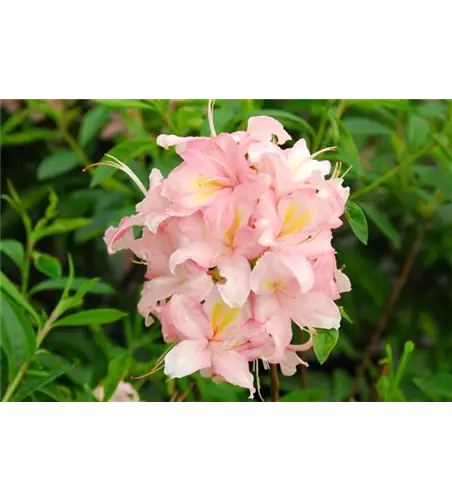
[350,144,431,200]
[20,239,33,296]
[350,217,431,400]
[270,364,280,402]
[312,102,331,151]
[57,102,91,166]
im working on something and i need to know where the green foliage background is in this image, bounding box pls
[1,99,452,402]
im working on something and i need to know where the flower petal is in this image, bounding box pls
[168,294,212,340]
[212,350,255,397]
[164,339,211,378]
[216,254,251,308]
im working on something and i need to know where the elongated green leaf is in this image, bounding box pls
[79,106,110,147]
[345,201,368,244]
[90,139,154,187]
[244,109,314,135]
[33,218,91,241]
[102,351,132,402]
[12,365,74,402]
[313,328,339,365]
[54,308,128,327]
[361,203,401,248]
[37,150,82,180]
[1,129,61,146]
[346,100,410,110]
[32,252,62,280]
[0,294,36,382]
[94,99,155,110]
[414,374,452,399]
[0,271,41,326]
[29,277,114,296]
[0,239,24,271]
[407,115,431,151]
[343,117,393,136]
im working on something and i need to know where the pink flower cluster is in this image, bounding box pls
[104,114,351,398]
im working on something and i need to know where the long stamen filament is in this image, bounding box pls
[83,154,147,196]
[208,99,217,137]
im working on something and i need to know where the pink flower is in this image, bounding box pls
[100,103,353,398]
[163,291,257,397]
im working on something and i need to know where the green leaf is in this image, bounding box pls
[407,115,431,151]
[313,328,339,365]
[33,218,91,241]
[361,203,401,249]
[343,117,393,136]
[0,239,24,271]
[0,293,36,382]
[79,106,110,147]
[54,308,128,327]
[93,99,155,110]
[29,277,114,296]
[37,150,82,180]
[332,370,354,402]
[414,374,452,399]
[0,271,42,326]
[1,129,61,146]
[90,139,155,187]
[345,201,368,244]
[339,306,353,324]
[32,252,62,280]
[11,364,74,402]
[413,165,452,201]
[376,375,391,402]
[102,351,132,402]
[281,389,328,402]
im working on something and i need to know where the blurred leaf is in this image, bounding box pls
[361,203,401,248]
[0,293,36,382]
[37,150,81,180]
[1,108,29,134]
[346,99,410,110]
[32,252,62,280]
[332,370,354,402]
[376,375,391,401]
[413,165,452,201]
[90,139,155,186]
[12,364,74,402]
[414,374,452,399]
[0,239,24,271]
[200,108,236,136]
[343,117,393,136]
[313,328,339,365]
[102,351,132,402]
[94,99,155,110]
[33,218,91,241]
[1,129,61,146]
[281,389,327,402]
[30,277,114,296]
[0,272,41,326]
[54,308,128,327]
[345,201,368,244]
[79,106,110,147]
[339,307,353,324]
[417,101,447,119]
[407,115,431,151]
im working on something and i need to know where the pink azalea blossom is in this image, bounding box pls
[100,104,353,399]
